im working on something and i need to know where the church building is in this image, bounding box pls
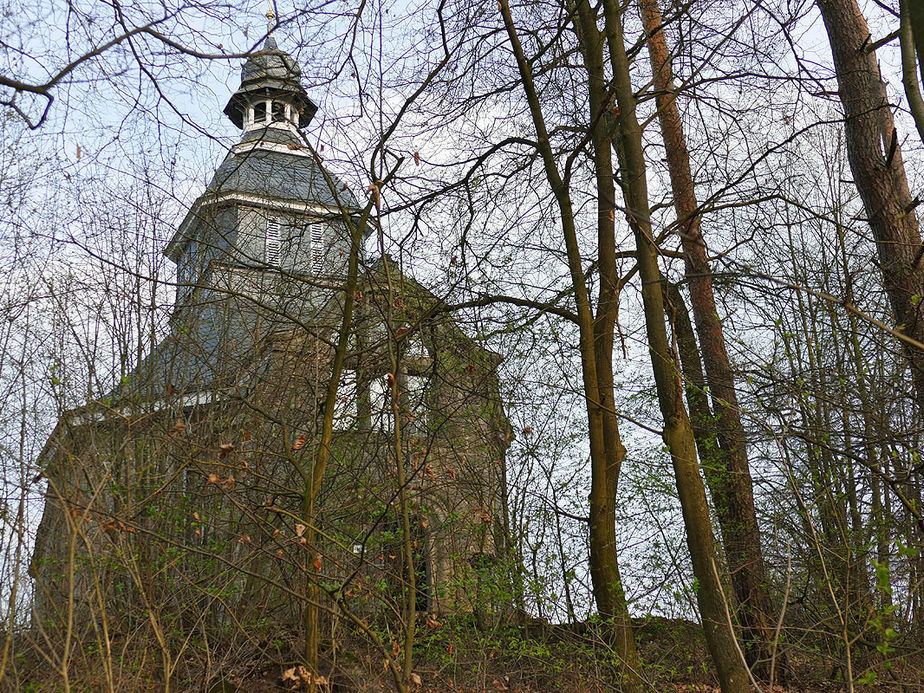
[30,34,511,643]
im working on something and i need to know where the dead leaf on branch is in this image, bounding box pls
[366,181,381,213]
[295,523,306,537]
[218,443,235,458]
[291,433,307,451]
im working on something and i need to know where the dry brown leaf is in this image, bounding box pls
[170,419,185,433]
[291,433,307,451]
[207,473,220,484]
[193,512,200,521]
[218,443,235,458]
[312,555,322,572]
[391,641,400,657]
[366,182,381,212]
[410,672,422,688]
[295,523,306,537]
[426,614,441,629]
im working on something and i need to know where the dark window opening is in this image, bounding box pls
[253,101,267,123]
[272,101,286,122]
[382,516,430,613]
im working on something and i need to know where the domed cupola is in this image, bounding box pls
[223,35,318,130]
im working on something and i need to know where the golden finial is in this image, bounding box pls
[266,1,275,36]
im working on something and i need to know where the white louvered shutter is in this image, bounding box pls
[266,219,281,266]
[310,224,323,274]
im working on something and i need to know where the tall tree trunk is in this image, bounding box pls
[498,2,644,687]
[817,0,924,409]
[639,0,783,677]
[899,0,924,142]
[602,2,751,689]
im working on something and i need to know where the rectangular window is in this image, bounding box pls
[266,219,281,266]
[369,375,394,433]
[310,224,323,274]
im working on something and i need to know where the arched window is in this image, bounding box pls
[252,100,267,124]
[272,101,286,122]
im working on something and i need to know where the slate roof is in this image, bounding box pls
[207,128,359,209]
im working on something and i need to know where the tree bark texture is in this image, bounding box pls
[602,1,752,689]
[640,0,783,678]
[817,0,924,410]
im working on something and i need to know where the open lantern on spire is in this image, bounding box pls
[223,36,318,130]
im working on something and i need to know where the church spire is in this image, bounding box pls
[222,24,317,130]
